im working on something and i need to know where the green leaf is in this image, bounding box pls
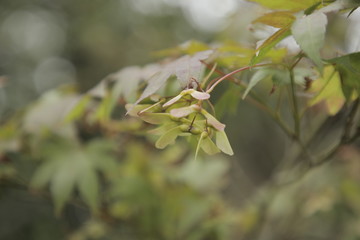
[30,160,60,189]
[291,12,328,69]
[200,109,226,131]
[195,132,206,159]
[248,0,318,10]
[201,136,221,155]
[326,52,360,99]
[148,122,178,135]
[243,68,273,99]
[195,132,220,159]
[216,131,234,156]
[64,95,91,123]
[253,11,295,28]
[125,104,154,117]
[78,166,99,214]
[251,27,291,65]
[139,112,172,124]
[50,158,78,216]
[155,126,182,149]
[214,86,241,119]
[94,94,114,122]
[304,2,322,15]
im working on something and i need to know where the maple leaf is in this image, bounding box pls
[129,50,213,112]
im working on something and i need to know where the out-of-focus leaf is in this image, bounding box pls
[94,94,114,123]
[304,2,322,15]
[253,11,296,28]
[125,104,154,117]
[131,50,213,109]
[215,87,241,119]
[243,68,274,99]
[155,126,182,149]
[111,66,144,103]
[308,65,345,115]
[50,155,79,215]
[31,160,60,189]
[217,42,254,68]
[23,90,77,139]
[326,52,360,99]
[64,95,91,122]
[248,0,318,10]
[153,40,210,57]
[78,166,99,214]
[89,64,159,100]
[291,12,328,69]
[216,131,234,156]
[266,48,288,63]
[178,157,229,191]
[252,27,291,65]
[319,0,360,13]
[30,139,115,215]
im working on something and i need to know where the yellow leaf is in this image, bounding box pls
[248,0,318,11]
[309,65,345,115]
[253,11,296,28]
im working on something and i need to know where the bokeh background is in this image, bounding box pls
[1,0,360,239]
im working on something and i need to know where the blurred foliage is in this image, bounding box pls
[1,0,360,240]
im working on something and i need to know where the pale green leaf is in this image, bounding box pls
[252,27,291,65]
[30,160,60,189]
[64,95,91,123]
[50,159,78,216]
[139,112,172,124]
[147,122,178,135]
[155,126,182,149]
[94,94,114,122]
[200,109,226,131]
[243,68,273,99]
[291,12,328,69]
[77,167,99,214]
[201,136,221,155]
[216,131,234,156]
[125,104,154,117]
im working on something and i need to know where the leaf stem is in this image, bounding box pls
[289,69,301,137]
[206,63,273,93]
